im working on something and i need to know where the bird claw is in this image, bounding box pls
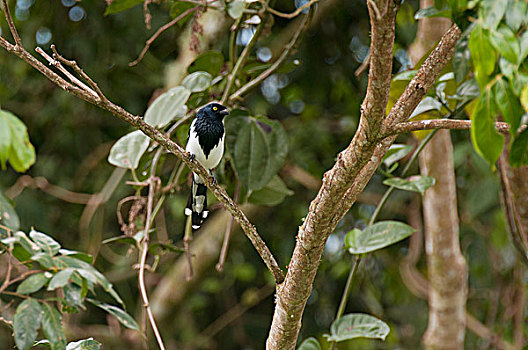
[188,153,195,162]
[210,176,217,185]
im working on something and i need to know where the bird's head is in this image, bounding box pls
[200,103,230,120]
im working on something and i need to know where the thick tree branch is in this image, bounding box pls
[388,119,511,136]
[0,10,284,285]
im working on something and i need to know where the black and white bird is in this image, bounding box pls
[185,103,229,230]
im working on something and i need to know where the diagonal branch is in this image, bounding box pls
[0,10,284,285]
[1,0,21,45]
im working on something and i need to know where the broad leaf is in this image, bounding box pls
[469,22,497,88]
[509,128,528,167]
[48,268,75,291]
[29,229,61,256]
[494,78,522,133]
[346,221,416,254]
[66,338,101,350]
[297,337,321,350]
[505,0,526,31]
[0,192,19,231]
[0,111,12,169]
[489,26,520,64]
[470,88,504,167]
[479,0,507,30]
[108,130,150,169]
[226,114,288,192]
[181,72,212,92]
[144,86,190,128]
[16,273,50,294]
[382,144,413,167]
[0,110,36,172]
[228,0,246,19]
[62,283,86,313]
[41,302,67,350]
[248,175,294,206]
[409,96,442,119]
[188,51,224,76]
[325,313,390,342]
[87,299,139,331]
[58,249,93,264]
[104,0,143,15]
[13,298,43,350]
[414,6,451,19]
[170,1,195,25]
[383,176,435,195]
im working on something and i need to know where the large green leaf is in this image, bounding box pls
[188,51,224,76]
[479,0,507,30]
[469,22,497,88]
[489,26,520,64]
[0,111,12,169]
[248,175,294,206]
[470,87,504,167]
[0,192,19,232]
[48,268,75,291]
[345,221,416,254]
[108,130,150,169]
[383,176,435,195]
[509,128,528,167]
[29,229,61,256]
[144,86,190,128]
[181,72,212,93]
[324,313,390,342]
[104,0,143,15]
[0,110,36,172]
[16,273,50,294]
[66,338,101,350]
[226,114,288,192]
[41,302,67,350]
[87,299,139,331]
[297,337,321,350]
[494,78,522,133]
[13,298,43,350]
[505,0,527,31]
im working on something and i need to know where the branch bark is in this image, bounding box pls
[388,119,511,136]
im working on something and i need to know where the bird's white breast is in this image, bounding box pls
[185,120,225,170]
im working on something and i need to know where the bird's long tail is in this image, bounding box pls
[185,173,208,230]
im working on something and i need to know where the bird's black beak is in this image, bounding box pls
[220,109,230,117]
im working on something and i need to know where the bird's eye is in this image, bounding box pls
[213,106,218,111]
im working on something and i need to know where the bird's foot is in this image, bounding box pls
[188,153,195,162]
[209,170,216,185]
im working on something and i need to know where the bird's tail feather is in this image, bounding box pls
[185,174,208,230]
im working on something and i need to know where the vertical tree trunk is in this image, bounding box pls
[410,2,468,349]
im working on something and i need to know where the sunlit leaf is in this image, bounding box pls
[345,221,415,254]
[13,298,43,350]
[29,229,61,256]
[324,313,390,342]
[108,130,150,169]
[0,110,36,172]
[383,175,435,195]
[87,299,139,331]
[469,22,497,88]
[144,86,190,128]
[66,338,101,350]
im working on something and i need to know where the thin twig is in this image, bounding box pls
[387,119,511,137]
[138,177,167,350]
[266,0,318,19]
[216,181,241,272]
[129,7,200,67]
[184,215,194,280]
[366,0,382,21]
[35,47,98,98]
[5,175,92,204]
[1,0,21,45]
[230,7,312,102]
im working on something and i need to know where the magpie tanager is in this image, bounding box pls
[185,103,229,230]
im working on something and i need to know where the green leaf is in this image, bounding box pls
[66,338,101,350]
[509,128,528,167]
[0,110,36,172]
[0,111,12,169]
[181,72,213,93]
[248,175,294,206]
[29,229,61,256]
[144,86,190,128]
[62,283,86,313]
[226,114,288,192]
[324,313,390,342]
[414,6,451,19]
[383,175,436,195]
[41,303,67,350]
[505,0,527,31]
[104,0,143,15]
[469,22,497,88]
[58,249,93,264]
[297,337,321,350]
[479,0,507,30]
[409,96,442,119]
[494,78,522,133]
[48,268,75,291]
[228,0,246,19]
[470,88,504,167]
[87,299,139,331]
[13,298,43,350]
[187,51,224,76]
[382,144,413,167]
[170,1,195,25]
[12,231,38,261]
[345,221,416,254]
[16,273,50,294]
[489,26,520,64]
[31,252,56,269]
[453,38,470,83]
[108,130,150,169]
[102,235,138,247]
[0,192,19,231]
[521,84,528,113]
